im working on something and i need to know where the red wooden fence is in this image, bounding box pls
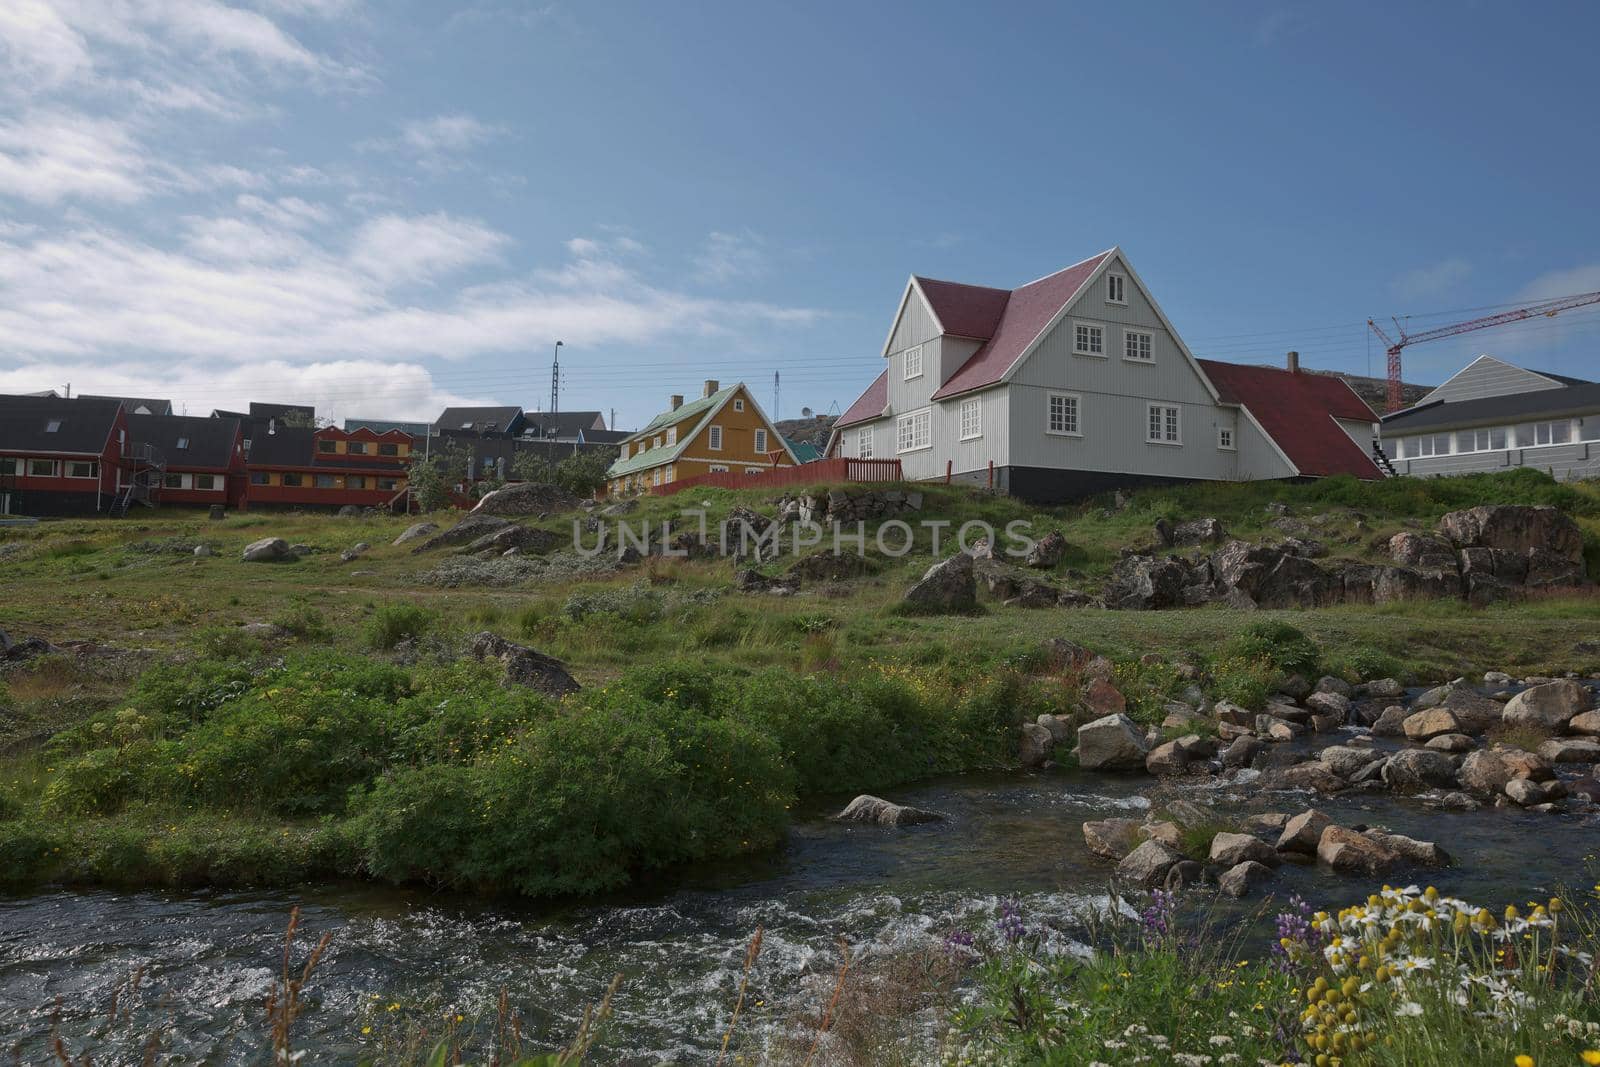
[646,457,902,496]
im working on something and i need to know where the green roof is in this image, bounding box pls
[607,385,740,479]
[785,438,822,463]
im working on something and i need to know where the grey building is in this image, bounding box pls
[827,247,1382,502]
[1379,355,1600,481]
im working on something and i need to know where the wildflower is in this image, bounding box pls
[1514,1056,1533,1067]
[1394,1001,1422,1017]
[1581,1053,1600,1066]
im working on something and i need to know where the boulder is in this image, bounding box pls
[1317,825,1398,876]
[1425,733,1475,753]
[1537,738,1600,763]
[193,544,213,558]
[1103,555,1190,610]
[1357,678,1405,700]
[1164,800,1217,829]
[1243,812,1291,836]
[1083,677,1128,718]
[1209,831,1280,868]
[1170,517,1227,547]
[1502,680,1589,731]
[834,794,944,827]
[1036,714,1074,745]
[1116,839,1186,888]
[241,537,292,563]
[1374,565,1461,604]
[902,553,977,613]
[1305,691,1351,719]
[1364,831,1450,867]
[1313,676,1353,698]
[1525,546,1585,588]
[471,481,581,516]
[411,514,511,554]
[1218,860,1274,898]
[1371,705,1409,737]
[1221,735,1263,768]
[1403,707,1464,742]
[1435,687,1505,734]
[463,524,563,557]
[1143,820,1183,850]
[1382,749,1459,793]
[1082,818,1144,860]
[1076,713,1150,771]
[340,542,370,562]
[464,631,580,696]
[1438,504,1584,562]
[393,521,439,546]
[1499,748,1556,781]
[1569,710,1600,737]
[1389,531,1459,571]
[1164,860,1206,891]
[1506,778,1564,807]
[1262,718,1306,742]
[1319,746,1383,779]
[1267,762,1348,794]
[1214,701,1255,726]
[1276,809,1332,855]
[1024,530,1068,568]
[1019,723,1055,768]
[1041,638,1095,672]
[1161,703,1205,730]
[1145,740,1188,777]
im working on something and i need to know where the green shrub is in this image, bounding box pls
[43,741,180,816]
[1332,644,1403,682]
[0,819,64,889]
[1111,659,1186,725]
[561,582,664,623]
[365,603,434,650]
[275,606,333,642]
[1211,655,1274,710]
[1225,620,1319,677]
[194,626,259,660]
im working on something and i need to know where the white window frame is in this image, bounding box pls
[733,398,745,412]
[651,436,661,450]
[1123,328,1154,363]
[896,408,931,453]
[1106,272,1127,305]
[194,473,218,491]
[0,457,20,476]
[27,458,57,477]
[857,427,873,459]
[903,344,924,380]
[1046,392,1081,437]
[1147,403,1181,445]
[1217,426,1235,451]
[753,428,767,453]
[744,466,762,474]
[652,468,661,486]
[666,427,677,446]
[66,459,98,479]
[708,425,723,450]
[708,464,729,473]
[1070,320,1105,357]
[959,398,982,441]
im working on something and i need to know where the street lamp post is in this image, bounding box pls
[551,340,564,415]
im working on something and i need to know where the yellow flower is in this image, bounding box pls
[1513,1055,1533,1067]
[1580,1053,1600,1066]
[361,1026,372,1035]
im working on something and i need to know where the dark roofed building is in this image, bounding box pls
[0,394,127,516]
[1380,354,1600,481]
[81,395,175,416]
[244,424,414,510]
[520,410,607,441]
[127,412,247,508]
[432,405,526,438]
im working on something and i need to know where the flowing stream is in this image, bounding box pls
[3,763,1595,1063]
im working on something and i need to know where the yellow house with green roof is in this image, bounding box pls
[606,380,799,495]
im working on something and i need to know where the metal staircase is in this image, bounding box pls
[1370,439,1399,478]
[111,443,166,517]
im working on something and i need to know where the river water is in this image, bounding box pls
[3,765,1594,1063]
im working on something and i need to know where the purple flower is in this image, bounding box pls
[1271,894,1322,974]
[1140,889,1175,941]
[995,897,1027,945]
[943,928,977,958]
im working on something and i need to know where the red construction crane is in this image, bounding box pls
[1368,290,1600,412]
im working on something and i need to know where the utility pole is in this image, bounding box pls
[609,407,616,431]
[550,340,564,414]
[773,370,780,421]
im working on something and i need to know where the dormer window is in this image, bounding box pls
[666,427,677,445]
[45,420,61,433]
[903,344,924,380]
[1106,273,1127,305]
[176,437,190,450]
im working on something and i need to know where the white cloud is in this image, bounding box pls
[400,113,498,155]
[0,111,154,203]
[693,229,767,284]
[1516,263,1600,304]
[0,1,93,90]
[347,212,510,285]
[1390,257,1472,302]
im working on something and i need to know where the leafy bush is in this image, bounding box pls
[1210,655,1274,710]
[1225,620,1319,677]
[365,603,434,650]
[1330,643,1403,683]
[562,582,664,623]
[194,626,259,660]
[275,606,333,642]
[1111,659,1186,725]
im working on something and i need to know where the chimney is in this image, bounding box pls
[1286,350,1300,374]
[703,379,719,398]
[670,394,684,411]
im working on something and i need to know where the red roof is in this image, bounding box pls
[835,368,887,429]
[931,251,1114,400]
[1198,359,1382,479]
[914,277,1010,340]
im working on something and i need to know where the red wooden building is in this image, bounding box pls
[244,425,413,510]
[0,395,128,517]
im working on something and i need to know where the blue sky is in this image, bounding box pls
[1,1,1597,429]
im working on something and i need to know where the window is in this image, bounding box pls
[709,464,729,473]
[379,442,399,456]
[175,437,190,450]
[45,420,60,433]
[903,344,924,380]
[745,466,762,474]
[1461,427,1508,452]
[652,468,662,486]
[1217,427,1235,451]
[709,425,723,450]
[162,473,184,489]
[28,459,56,477]
[1515,424,1535,448]
[347,475,366,490]
[666,427,677,446]
[896,409,931,452]
[733,398,745,412]
[857,427,873,459]
[652,436,661,449]
[250,471,269,485]
[1071,321,1104,356]
[317,440,336,453]
[282,472,303,487]
[1518,420,1570,448]
[1147,404,1181,444]
[663,467,674,484]
[1047,393,1080,436]
[1416,433,1452,457]
[1582,418,1600,442]
[754,428,768,453]
[66,460,97,478]
[379,478,400,491]
[959,398,982,440]
[1123,329,1153,362]
[314,474,337,488]
[195,474,217,490]
[347,441,367,455]
[1106,273,1127,305]
[0,457,20,476]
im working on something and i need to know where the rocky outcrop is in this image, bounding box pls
[1076,713,1149,771]
[902,552,977,613]
[394,521,439,546]
[1438,504,1584,562]
[777,488,923,526]
[461,524,563,557]
[242,537,293,562]
[411,514,512,553]
[1024,530,1068,568]
[1103,555,1190,610]
[464,631,580,697]
[471,482,581,516]
[834,794,944,827]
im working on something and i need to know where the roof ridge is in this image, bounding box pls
[912,275,1012,295]
[1014,247,1117,289]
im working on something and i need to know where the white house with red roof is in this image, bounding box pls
[826,247,1382,502]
